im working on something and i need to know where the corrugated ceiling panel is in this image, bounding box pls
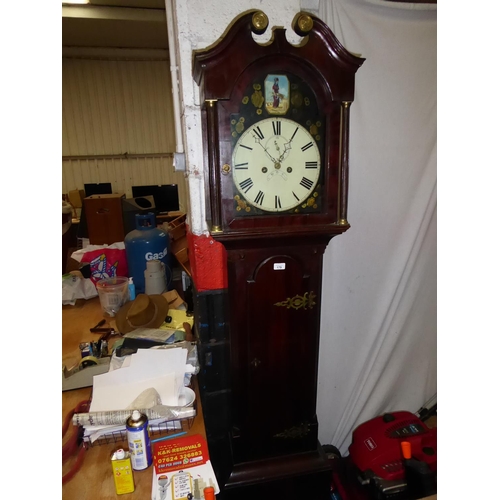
[62,53,187,211]
[62,57,175,156]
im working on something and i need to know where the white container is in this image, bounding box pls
[144,260,167,295]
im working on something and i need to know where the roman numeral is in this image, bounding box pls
[272,121,281,136]
[254,190,265,206]
[240,144,253,150]
[292,191,300,201]
[234,163,248,169]
[239,178,254,193]
[253,126,264,140]
[301,142,314,152]
[300,177,314,190]
[275,195,281,209]
[305,161,318,168]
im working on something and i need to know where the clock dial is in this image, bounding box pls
[232,117,321,212]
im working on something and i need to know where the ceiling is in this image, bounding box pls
[62,0,169,49]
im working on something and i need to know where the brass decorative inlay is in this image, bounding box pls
[274,423,311,439]
[252,11,269,32]
[290,90,303,107]
[250,358,261,368]
[211,225,222,233]
[299,192,319,210]
[206,99,217,107]
[222,164,231,175]
[235,118,245,134]
[234,195,251,212]
[251,89,264,109]
[274,291,317,310]
[303,196,315,208]
[338,219,349,226]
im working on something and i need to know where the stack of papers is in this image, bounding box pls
[84,347,190,443]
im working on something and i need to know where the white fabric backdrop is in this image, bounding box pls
[315,0,437,454]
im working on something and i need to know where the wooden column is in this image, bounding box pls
[206,99,222,233]
[338,100,352,225]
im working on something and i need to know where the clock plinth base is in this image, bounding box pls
[221,444,332,500]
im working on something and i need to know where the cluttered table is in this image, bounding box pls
[62,296,207,499]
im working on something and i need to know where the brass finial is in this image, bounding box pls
[294,13,314,36]
[251,11,269,34]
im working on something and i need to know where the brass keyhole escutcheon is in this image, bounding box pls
[222,164,231,175]
[250,358,262,368]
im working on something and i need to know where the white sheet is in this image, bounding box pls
[316,0,437,455]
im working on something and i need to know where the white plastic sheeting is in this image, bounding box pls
[315,0,437,454]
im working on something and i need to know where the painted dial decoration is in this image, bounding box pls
[232,117,321,213]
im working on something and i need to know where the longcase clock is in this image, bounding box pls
[193,10,364,499]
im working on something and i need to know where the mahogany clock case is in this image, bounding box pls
[192,10,364,499]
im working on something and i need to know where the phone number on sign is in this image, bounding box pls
[156,451,203,464]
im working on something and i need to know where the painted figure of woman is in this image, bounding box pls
[272,77,280,108]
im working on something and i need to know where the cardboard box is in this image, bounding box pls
[68,189,85,208]
[162,289,188,311]
[171,234,191,277]
[157,212,186,241]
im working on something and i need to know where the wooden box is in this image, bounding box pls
[84,193,125,245]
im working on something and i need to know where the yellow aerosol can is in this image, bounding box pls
[111,448,135,495]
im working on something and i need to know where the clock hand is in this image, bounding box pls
[254,135,278,163]
[278,141,293,163]
[278,126,300,162]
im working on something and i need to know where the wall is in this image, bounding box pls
[62,47,188,211]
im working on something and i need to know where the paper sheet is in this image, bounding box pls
[90,348,188,411]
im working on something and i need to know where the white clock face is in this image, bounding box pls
[232,117,321,213]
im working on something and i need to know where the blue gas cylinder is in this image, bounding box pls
[124,213,171,294]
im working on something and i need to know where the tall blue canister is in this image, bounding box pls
[124,213,171,294]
